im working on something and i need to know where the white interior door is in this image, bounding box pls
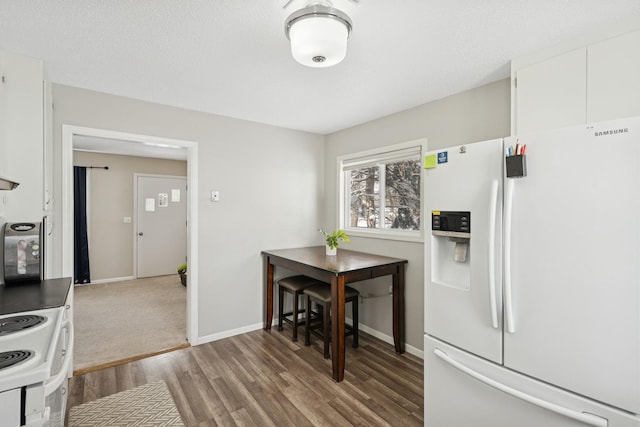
[136,175,187,278]
[504,117,640,414]
[424,138,503,363]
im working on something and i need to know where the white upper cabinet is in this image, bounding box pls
[514,48,587,135]
[0,50,45,222]
[511,28,640,135]
[587,30,640,123]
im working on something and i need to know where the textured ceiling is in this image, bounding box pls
[1,1,640,135]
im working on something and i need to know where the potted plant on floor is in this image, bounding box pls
[177,262,187,287]
[318,227,350,255]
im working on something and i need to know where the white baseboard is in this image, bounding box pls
[197,321,265,345]
[353,320,424,359]
[76,276,136,285]
[197,317,424,359]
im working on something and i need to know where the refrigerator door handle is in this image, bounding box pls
[434,348,608,427]
[503,178,516,333]
[488,180,499,329]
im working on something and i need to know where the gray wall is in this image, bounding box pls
[50,79,509,350]
[324,79,511,352]
[51,84,325,339]
[73,151,187,281]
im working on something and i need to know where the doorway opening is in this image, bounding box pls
[61,125,199,372]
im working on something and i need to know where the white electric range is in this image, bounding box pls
[0,279,73,427]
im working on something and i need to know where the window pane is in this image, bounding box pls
[385,160,421,230]
[340,140,424,237]
[349,166,379,228]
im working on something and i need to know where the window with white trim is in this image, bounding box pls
[338,139,425,240]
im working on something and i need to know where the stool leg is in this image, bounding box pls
[278,286,284,332]
[304,294,311,346]
[292,291,299,342]
[352,297,359,349]
[323,301,330,359]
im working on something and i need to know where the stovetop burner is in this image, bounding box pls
[0,315,46,336]
[0,350,34,370]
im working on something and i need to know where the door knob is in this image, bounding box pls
[138,232,144,236]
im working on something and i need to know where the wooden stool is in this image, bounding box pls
[278,275,320,342]
[304,283,359,359]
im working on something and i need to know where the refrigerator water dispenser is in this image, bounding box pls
[430,211,471,290]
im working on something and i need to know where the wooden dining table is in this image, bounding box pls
[262,246,408,382]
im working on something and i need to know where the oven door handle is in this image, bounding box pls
[44,320,73,396]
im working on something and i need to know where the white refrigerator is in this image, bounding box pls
[423,116,640,426]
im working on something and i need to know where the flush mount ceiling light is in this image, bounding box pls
[284,2,352,68]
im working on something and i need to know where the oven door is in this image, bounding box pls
[24,317,73,427]
[43,318,72,427]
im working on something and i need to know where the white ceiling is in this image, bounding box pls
[1,0,640,137]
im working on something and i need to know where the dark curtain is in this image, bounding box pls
[74,166,91,284]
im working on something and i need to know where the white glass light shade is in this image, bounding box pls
[285,5,352,68]
[289,16,349,68]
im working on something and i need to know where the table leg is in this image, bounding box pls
[264,256,274,330]
[392,264,405,354]
[331,275,346,382]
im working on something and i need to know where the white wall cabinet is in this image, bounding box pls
[514,48,587,135]
[512,28,640,135]
[0,50,46,222]
[587,30,640,123]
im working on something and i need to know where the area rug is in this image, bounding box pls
[68,381,184,427]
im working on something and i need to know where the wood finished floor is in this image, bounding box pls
[67,325,424,426]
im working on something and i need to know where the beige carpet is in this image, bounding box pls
[68,381,184,426]
[73,275,187,371]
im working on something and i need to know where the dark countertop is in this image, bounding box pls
[0,277,72,315]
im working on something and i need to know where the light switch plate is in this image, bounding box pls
[211,190,220,202]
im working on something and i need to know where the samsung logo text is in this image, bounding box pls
[594,128,629,137]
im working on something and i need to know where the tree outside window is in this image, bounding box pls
[348,160,420,230]
[340,141,424,238]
